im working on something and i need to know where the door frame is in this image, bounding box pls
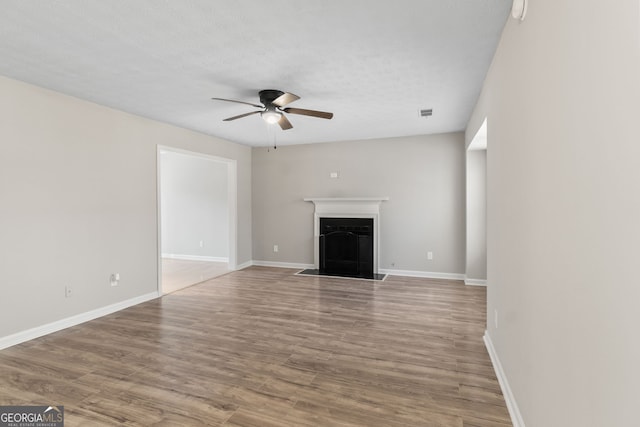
[156,145,238,294]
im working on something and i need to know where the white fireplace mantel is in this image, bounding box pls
[303,197,389,214]
[304,197,389,273]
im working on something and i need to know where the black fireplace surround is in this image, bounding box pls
[319,217,374,279]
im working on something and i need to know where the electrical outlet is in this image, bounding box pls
[273,245,279,253]
[65,286,73,298]
[427,251,433,260]
[494,309,498,329]
[330,172,339,179]
[199,240,204,248]
[110,273,120,287]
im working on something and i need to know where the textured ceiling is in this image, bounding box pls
[0,1,510,147]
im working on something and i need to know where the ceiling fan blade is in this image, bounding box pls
[283,107,333,120]
[278,113,293,130]
[272,92,300,107]
[223,110,261,121]
[212,97,263,108]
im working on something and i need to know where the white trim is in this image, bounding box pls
[227,158,238,270]
[162,254,229,263]
[252,260,315,270]
[295,270,387,282]
[464,278,487,286]
[484,331,526,427]
[303,197,390,203]
[157,147,163,298]
[378,268,465,281]
[234,262,464,281]
[304,197,389,274]
[235,260,253,270]
[0,292,159,351]
[233,262,465,283]
[157,146,238,295]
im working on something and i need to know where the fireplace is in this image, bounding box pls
[320,217,373,279]
[303,197,389,280]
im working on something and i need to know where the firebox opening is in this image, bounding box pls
[319,217,373,279]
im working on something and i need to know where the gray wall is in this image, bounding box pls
[465,149,487,281]
[0,75,251,339]
[252,134,466,275]
[466,1,640,425]
[161,151,228,259]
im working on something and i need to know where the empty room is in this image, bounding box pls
[0,1,638,426]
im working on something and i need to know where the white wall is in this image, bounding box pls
[161,151,228,259]
[0,75,251,340]
[466,149,487,281]
[466,1,640,425]
[252,134,466,276]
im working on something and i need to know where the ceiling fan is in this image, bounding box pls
[211,89,333,130]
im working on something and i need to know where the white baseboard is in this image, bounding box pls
[484,331,526,427]
[464,278,487,286]
[251,260,315,270]
[378,268,465,281]
[235,260,253,270]
[0,291,160,351]
[162,253,229,263]
[237,262,464,281]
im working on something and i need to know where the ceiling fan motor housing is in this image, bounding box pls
[213,89,332,130]
[259,89,285,106]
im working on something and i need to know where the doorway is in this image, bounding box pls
[466,118,487,285]
[157,146,237,294]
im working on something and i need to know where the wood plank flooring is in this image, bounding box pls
[161,258,229,294]
[0,266,511,426]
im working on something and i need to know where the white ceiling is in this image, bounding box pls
[0,1,510,147]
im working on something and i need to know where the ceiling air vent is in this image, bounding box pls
[420,108,433,117]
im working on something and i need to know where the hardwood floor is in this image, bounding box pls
[161,258,229,294]
[0,267,511,426]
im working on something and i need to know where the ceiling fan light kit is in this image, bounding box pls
[261,109,281,124]
[212,89,333,131]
